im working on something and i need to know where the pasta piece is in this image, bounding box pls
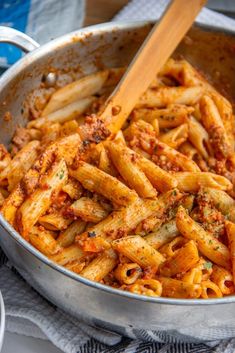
[226,221,235,286]
[187,116,210,159]
[211,92,234,152]
[28,97,95,129]
[38,211,72,231]
[65,261,85,274]
[145,219,179,249]
[76,189,182,243]
[80,249,117,281]
[154,140,200,172]
[57,219,86,248]
[35,133,81,172]
[200,258,213,281]
[114,263,142,284]
[0,140,39,191]
[112,130,126,145]
[137,86,202,108]
[200,95,232,158]
[159,123,188,149]
[179,142,199,160]
[159,236,187,258]
[201,281,222,298]
[60,119,79,136]
[112,235,165,269]
[0,185,24,225]
[70,161,138,206]
[109,142,177,193]
[132,104,193,128]
[107,142,157,198]
[98,144,117,176]
[40,123,61,146]
[29,226,61,256]
[17,159,68,238]
[176,206,230,269]
[42,70,109,115]
[203,187,235,222]
[62,177,83,200]
[50,244,85,266]
[211,265,234,295]
[159,240,199,277]
[0,190,4,207]
[129,279,162,297]
[174,172,232,192]
[182,265,202,284]
[151,118,159,135]
[68,197,108,223]
[159,277,202,298]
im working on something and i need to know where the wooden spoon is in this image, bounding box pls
[100,0,206,135]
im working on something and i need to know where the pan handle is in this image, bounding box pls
[0,26,40,53]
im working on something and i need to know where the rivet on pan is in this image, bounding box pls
[42,72,57,87]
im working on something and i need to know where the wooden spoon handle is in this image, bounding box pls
[103,0,207,134]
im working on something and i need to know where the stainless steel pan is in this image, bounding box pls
[0,22,235,341]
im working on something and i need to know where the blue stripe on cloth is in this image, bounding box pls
[0,0,31,66]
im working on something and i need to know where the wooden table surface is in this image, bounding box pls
[84,0,129,26]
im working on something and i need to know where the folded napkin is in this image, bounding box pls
[1,1,235,352]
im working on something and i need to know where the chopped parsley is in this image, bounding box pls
[203,261,212,270]
[88,231,96,238]
[208,239,213,245]
[57,170,65,179]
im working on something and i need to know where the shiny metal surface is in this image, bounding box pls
[0,26,39,53]
[0,22,235,341]
[0,291,5,352]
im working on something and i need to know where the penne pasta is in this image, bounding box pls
[57,219,86,248]
[226,221,235,286]
[68,197,109,223]
[76,189,182,244]
[107,142,157,198]
[159,277,202,298]
[38,211,72,231]
[16,159,68,238]
[176,206,230,270]
[114,263,142,285]
[159,123,188,149]
[200,95,232,158]
[203,188,235,222]
[28,97,95,129]
[112,235,165,269]
[0,140,39,191]
[145,219,179,249]
[0,185,24,225]
[2,58,235,299]
[137,86,202,108]
[159,240,199,277]
[211,265,234,295]
[201,280,222,298]
[174,172,232,192]
[50,244,85,266]
[80,249,117,281]
[187,116,210,159]
[70,161,138,206]
[42,70,109,115]
[129,279,162,297]
[132,104,193,128]
[29,226,61,256]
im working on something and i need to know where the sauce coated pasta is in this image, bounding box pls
[1,59,235,299]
